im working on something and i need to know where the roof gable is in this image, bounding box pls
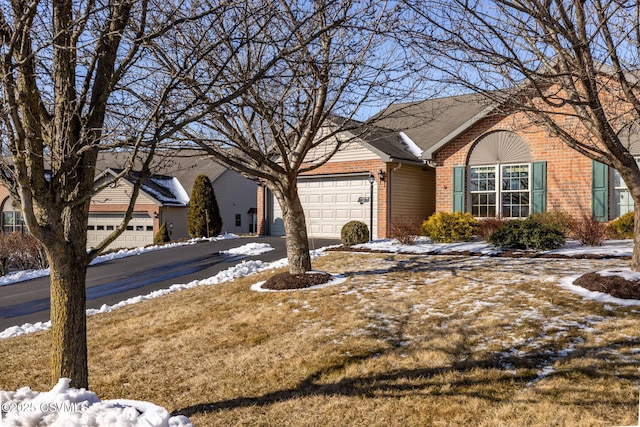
[324,118,425,164]
[371,93,497,160]
[98,168,190,207]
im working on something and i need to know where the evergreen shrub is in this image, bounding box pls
[530,210,575,234]
[609,211,634,239]
[341,220,369,245]
[188,174,222,238]
[488,217,565,250]
[421,212,479,243]
[153,222,171,245]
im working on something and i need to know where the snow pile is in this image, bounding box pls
[221,242,274,256]
[1,378,192,427]
[0,244,331,340]
[398,132,423,158]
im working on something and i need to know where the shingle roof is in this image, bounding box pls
[328,116,425,163]
[370,93,493,153]
[96,150,230,196]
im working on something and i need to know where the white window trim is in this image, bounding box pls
[469,163,531,218]
[613,157,640,217]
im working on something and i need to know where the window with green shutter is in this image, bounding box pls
[531,161,547,214]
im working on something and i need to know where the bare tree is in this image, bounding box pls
[182,0,413,275]
[405,0,640,270]
[0,0,324,388]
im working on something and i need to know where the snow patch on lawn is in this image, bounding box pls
[353,237,633,257]
[1,378,192,427]
[558,275,640,306]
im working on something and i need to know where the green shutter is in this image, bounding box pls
[592,160,609,221]
[452,166,465,213]
[531,161,547,215]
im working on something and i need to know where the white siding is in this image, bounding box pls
[304,130,378,164]
[93,178,157,206]
[213,170,257,234]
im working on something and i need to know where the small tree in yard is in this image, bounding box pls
[153,223,171,245]
[0,0,329,388]
[184,0,416,276]
[188,175,222,238]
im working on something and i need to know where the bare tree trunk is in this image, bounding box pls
[633,204,640,272]
[279,191,312,274]
[47,242,90,389]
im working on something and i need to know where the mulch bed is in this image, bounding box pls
[262,272,333,290]
[574,272,640,300]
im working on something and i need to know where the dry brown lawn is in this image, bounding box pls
[1,251,639,426]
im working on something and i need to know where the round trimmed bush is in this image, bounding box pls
[341,220,370,245]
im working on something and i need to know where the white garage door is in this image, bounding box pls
[269,175,377,238]
[87,213,154,249]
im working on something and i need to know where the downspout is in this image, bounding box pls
[388,162,402,237]
[263,185,269,235]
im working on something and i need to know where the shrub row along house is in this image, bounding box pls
[0,151,257,250]
[257,92,638,239]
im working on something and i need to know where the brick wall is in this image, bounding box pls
[434,111,593,217]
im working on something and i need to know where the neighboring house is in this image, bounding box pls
[0,152,257,250]
[257,122,436,240]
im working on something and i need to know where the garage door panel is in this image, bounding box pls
[335,209,349,219]
[308,194,321,203]
[321,209,335,219]
[88,213,154,249]
[308,209,322,219]
[335,194,349,203]
[270,175,376,238]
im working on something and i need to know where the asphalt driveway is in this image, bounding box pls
[0,236,339,330]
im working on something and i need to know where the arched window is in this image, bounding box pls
[1,198,26,233]
[466,131,536,218]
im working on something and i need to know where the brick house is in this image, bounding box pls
[257,124,435,239]
[383,93,636,222]
[260,89,640,241]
